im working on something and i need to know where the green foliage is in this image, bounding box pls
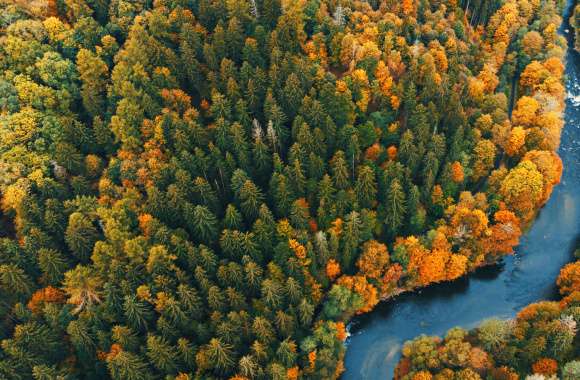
[65,212,99,261]
[323,284,363,319]
[477,318,512,352]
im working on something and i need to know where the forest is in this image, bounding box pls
[0,0,572,379]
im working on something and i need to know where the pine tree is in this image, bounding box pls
[238,355,260,378]
[198,246,218,273]
[230,122,251,172]
[298,299,314,326]
[180,24,206,96]
[67,320,96,359]
[207,285,226,311]
[177,338,197,370]
[146,334,178,373]
[275,311,295,338]
[342,211,362,269]
[270,173,294,217]
[263,91,288,149]
[31,365,61,380]
[331,151,350,190]
[284,277,301,305]
[6,321,63,366]
[261,0,282,28]
[252,127,272,181]
[289,198,309,230]
[205,338,236,374]
[107,351,151,380]
[192,177,220,213]
[187,205,218,244]
[226,17,244,63]
[237,180,265,220]
[276,338,298,366]
[244,260,264,292]
[308,152,325,180]
[261,278,283,308]
[409,104,430,148]
[355,166,377,208]
[76,48,108,118]
[177,285,203,316]
[421,151,439,200]
[385,179,406,236]
[282,73,304,118]
[253,316,275,343]
[223,204,244,230]
[252,218,273,255]
[289,159,306,196]
[406,184,425,234]
[112,326,140,352]
[65,212,99,261]
[315,176,334,208]
[0,264,33,297]
[123,295,153,331]
[399,129,419,174]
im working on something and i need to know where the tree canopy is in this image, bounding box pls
[0,0,568,378]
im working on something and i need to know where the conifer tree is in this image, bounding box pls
[355,166,377,209]
[146,335,178,373]
[331,151,350,190]
[187,205,218,244]
[76,48,108,118]
[385,179,407,236]
[238,179,265,221]
[206,338,236,374]
[107,351,151,380]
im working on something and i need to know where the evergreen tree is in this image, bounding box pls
[193,205,219,243]
[385,179,407,236]
[205,338,236,375]
[146,335,178,373]
[331,151,350,190]
[76,48,108,118]
[107,351,151,380]
[65,212,99,261]
[355,166,377,209]
[237,180,265,221]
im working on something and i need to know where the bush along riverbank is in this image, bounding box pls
[0,0,569,379]
[394,249,580,380]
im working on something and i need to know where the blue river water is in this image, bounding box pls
[342,2,580,378]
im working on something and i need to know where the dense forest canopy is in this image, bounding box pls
[0,0,569,379]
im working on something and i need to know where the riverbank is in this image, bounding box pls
[394,247,580,379]
[342,0,580,377]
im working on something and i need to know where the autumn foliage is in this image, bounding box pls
[326,259,341,281]
[336,275,379,314]
[27,286,66,313]
[532,358,558,376]
[0,0,569,378]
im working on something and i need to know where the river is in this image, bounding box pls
[342,1,580,378]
